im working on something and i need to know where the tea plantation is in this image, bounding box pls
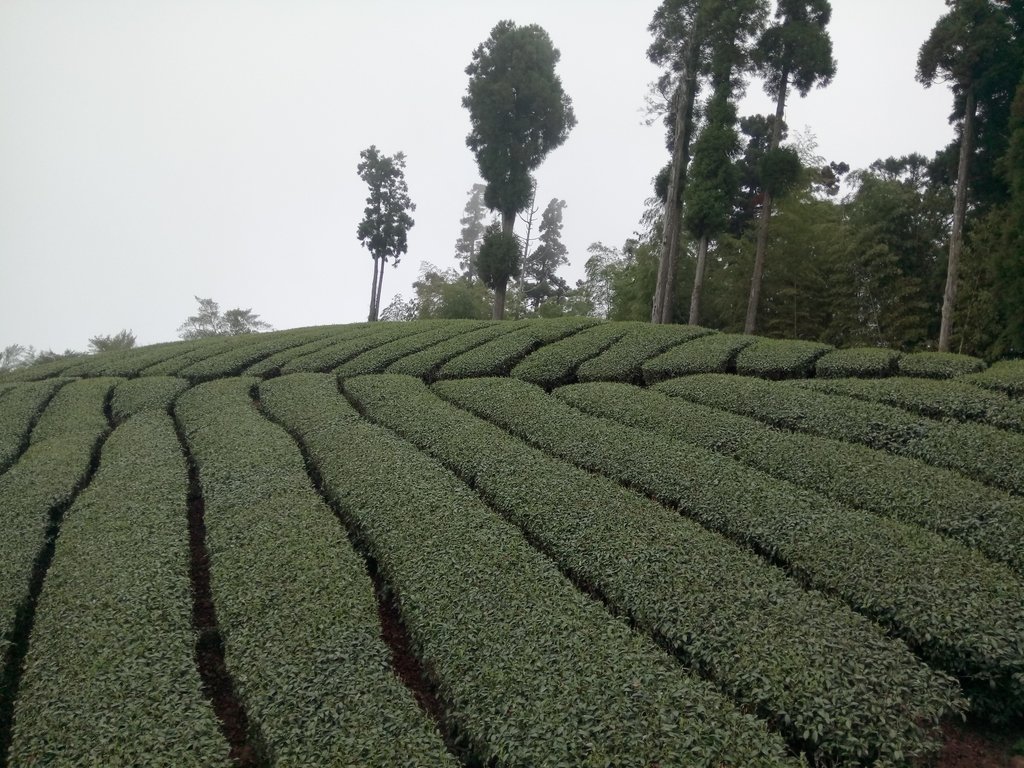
[0,319,1021,767]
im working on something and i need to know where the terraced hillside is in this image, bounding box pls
[0,319,1022,767]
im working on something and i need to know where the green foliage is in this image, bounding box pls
[755,0,836,100]
[898,350,987,379]
[60,339,201,378]
[177,296,271,340]
[463,21,576,220]
[474,224,521,293]
[734,337,832,379]
[437,317,596,379]
[643,333,757,381]
[268,373,797,767]
[0,380,67,474]
[963,358,1024,396]
[795,376,1024,434]
[280,323,426,375]
[656,372,1024,498]
[9,412,229,766]
[354,374,961,766]
[564,381,1024,575]
[385,323,517,379]
[437,376,1024,721]
[0,379,115,666]
[814,347,902,378]
[454,184,490,280]
[412,263,492,320]
[110,377,190,423]
[511,323,631,388]
[575,323,712,384]
[522,198,570,310]
[335,321,492,378]
[87,329,136,355]
[176,327,335,383]
[176,377,452,765]
[357,146,416,322]
[245,326,371,376]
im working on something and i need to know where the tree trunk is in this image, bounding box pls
[652,41,698,325]
[493,209,517,320]
[744,70,789,335]
[374,258,387,321]
[939,86,975,352]
[688,234,710,325]
[368,256,380,321]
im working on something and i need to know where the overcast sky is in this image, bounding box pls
[0,0,956,352]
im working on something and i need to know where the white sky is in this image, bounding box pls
[0,0,955,352]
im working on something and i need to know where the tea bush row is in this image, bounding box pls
[280,323,429,374]
[814,347,903,378]
[0,379,115,663]
[793,377,1024,433]
[110,377,190,423]
[962,359,1024,397]
[657,374,1024,496]
[9,411,228,767]
[385,323,517,379]
[437,317,597,379]
[175,377,452,765]
[176,326,337,382]
[347,374,961,766]
[642,333,756,382]
[260,373,796,768]
[575,323,710,384]
[435,377,1024,721]
[897,351,986,379]
[734,338,833,379]
[510,323,631,388]
[0,379,67,473]
[557,382,1024,575]
[335,321,492,378]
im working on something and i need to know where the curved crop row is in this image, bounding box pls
[962,359,1024,397]
[111,377,190,424]
[641,333,756,382]
[280,322,434,374]
[60,340,203,379]
[0,380,68,475]
[175,377,452,765]
[176,327,339,383]
[260,373,796,768]
[142,334,267,378]
[244,324,372,376]
[433,377,1024,722]
[814,347,902,378]
[9,412,228,766]
[734,338,833,379]
[385,323,517,379]
[792,377,1024,433]
[437,317,597,379]
[510,323,630,388]
[0,379,115,662]
[657,374,1024,496]
[556,382,1024,574]
[575,323,710,383]
[346,374,962,766]
[897,351,986,379]
[335,320,492,378]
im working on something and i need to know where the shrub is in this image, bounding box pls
[262,373,795,767]
[898,351,986,379]
[347,374,962,766]
[734,338,833,379]
[814,347,901,378]
[437,376,1024,722]
[642,333,755,382]
[575,324,712,384]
